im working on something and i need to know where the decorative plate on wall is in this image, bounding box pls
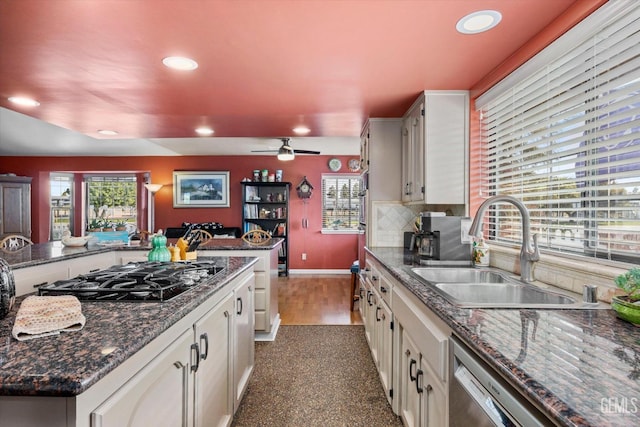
[328,158,342,171]
[348,158,360,172]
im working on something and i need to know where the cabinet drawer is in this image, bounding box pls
[254,312,266,331]
[253,271,267,290]
[12,263,69,297]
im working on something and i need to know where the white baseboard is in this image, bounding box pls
[255,314,281,342]
[288,269,351,275]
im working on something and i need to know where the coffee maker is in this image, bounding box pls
[413,214,472,264]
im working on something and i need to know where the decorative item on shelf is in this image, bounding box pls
[276,169,283,182]
[348,158,361,172]
[611,267,640,326]
[241,229,272,245]
[296,176,313,199]
[328,158,342,172]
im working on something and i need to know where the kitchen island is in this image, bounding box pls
[0,253,258,426]
[367,246,640,427]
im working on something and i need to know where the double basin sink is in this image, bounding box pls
[410,267,606,309]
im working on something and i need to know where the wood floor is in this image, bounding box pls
[278,274,363,325]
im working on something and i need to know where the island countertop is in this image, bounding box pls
[1,238,283,270]
[367,246,640,427]
[0,256,257,396]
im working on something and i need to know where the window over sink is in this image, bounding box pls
[476,1,640,263]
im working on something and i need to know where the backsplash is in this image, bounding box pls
[370,202,423,247]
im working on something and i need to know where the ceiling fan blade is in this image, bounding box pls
[250,149,278,153]
[293,149,321,155]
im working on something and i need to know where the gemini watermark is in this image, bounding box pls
[601,397,638,415]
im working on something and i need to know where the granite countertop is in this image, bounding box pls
[0,256,257,396]
[1,238,283,269]
[367,247,640,427]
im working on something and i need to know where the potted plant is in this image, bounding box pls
[115,220,128,231]
[87,218,104,232]
[611,268,640,326]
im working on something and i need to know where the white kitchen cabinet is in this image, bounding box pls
[360,118,402,246]
[394,282,450,427]
[363,257,394,407]
[90,329,193,427]
[199,246,279,340]
[401,103,425,203]
[233,272,255,412]
[402,91,468,206]
[193,292,235,427]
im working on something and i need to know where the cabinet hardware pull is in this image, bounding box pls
[376,306,381,321]
[372,275,378,282]
[380,286,387,293]
[416,369,424,394]
[190,343,200,373]
[409,358,417,382]
[173,361,185,369]
[367,291,373,306]
[237,297,243,315]
[199,333,209,360]
[224,310,230,318]
[405,349,411,357]
[33,282,47,289]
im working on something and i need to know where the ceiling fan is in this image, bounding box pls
[251,138,320,160]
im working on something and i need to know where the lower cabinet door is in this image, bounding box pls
[400,328,422,427]
[234,274,255,412]
[194,293,235,427]
[91,329,193,427]
[375,299,393,402]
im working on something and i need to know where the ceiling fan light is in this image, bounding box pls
[277,144,295,161]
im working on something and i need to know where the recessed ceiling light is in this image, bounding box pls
[456,10,502,34]
[162,56,198,71]
[8,96,40,107]
[293,126,311,135]
[195,127,214,136]
[97,129,119,136]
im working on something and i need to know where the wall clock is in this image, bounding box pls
[328,158,342,172]
[296,176,314,199]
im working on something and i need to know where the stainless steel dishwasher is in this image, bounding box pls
[449,336,550,426]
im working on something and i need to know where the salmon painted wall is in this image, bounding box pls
[468,0,608,215]
[0,155,360,270]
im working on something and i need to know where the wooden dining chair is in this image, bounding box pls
[189,229,213,244]
[0,235,34,251]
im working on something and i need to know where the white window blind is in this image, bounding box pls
[321,174,361,231]
[476,2,640,263]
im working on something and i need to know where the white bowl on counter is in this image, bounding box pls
[61,235,93,247]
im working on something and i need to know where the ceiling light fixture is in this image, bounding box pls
[8,96,40,107]
[97,129,119,136]
[293,126,310,135]
[162,56,199,71]
[277,143,295,161]
[456,10,502,34]
[195,127,214,136]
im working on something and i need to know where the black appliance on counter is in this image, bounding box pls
[38,261,224,302]
[412,214,473,265]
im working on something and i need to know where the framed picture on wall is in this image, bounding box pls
[173,171,230,208]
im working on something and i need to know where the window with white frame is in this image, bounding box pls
[475,2,640,263]
[321,174,361,232]
[85,175,138,232]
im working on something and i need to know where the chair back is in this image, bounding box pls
[0,235,34,251]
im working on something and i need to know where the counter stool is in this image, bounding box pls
[350,260,360,311]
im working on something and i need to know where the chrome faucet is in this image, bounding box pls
[469,195,540,282]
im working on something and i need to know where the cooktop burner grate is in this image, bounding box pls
[38,261,224,302]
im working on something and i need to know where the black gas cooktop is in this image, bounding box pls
[38,261,224,302]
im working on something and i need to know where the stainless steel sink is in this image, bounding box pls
[409,267,606,309]
[411,268,508,284]
[434,282,577,307]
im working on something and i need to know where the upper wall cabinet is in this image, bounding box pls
[0,176,32,239]
[361,118,402,203]
[402,91,469,205]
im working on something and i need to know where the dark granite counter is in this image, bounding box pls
[0,256,257,396]
[367,247,640,427]
[1,238,283,269]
